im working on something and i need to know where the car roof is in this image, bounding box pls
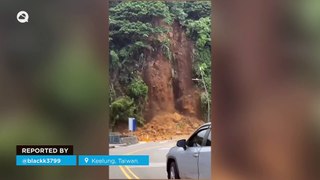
[200,122,211,128]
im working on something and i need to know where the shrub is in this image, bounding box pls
[110,96,136,128]
[128,77,148,100]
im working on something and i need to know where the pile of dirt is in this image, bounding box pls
[131,112,204,141]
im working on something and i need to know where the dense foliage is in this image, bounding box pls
[128,77,148,101]
[109,1,212,126]
[110,96,136,128]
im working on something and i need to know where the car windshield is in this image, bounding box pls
[187,128,208,147]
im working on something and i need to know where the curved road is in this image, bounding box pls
[109,140,178,179]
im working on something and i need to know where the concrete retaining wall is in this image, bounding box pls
[120,136,138,145]
[109,133,138,145]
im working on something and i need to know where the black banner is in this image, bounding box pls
[16,145,73,155]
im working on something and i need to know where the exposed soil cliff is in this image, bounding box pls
[170,22,202,118]
[143,53,176,120]
[143,21,201,120]
[133,21,204,141]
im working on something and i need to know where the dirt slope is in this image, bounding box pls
[143,21,201,121]
[136,21,204,141]
[170,22,201,118]
[143,53,176,121]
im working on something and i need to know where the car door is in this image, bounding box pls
[199,128,211,179]
[177,127,209,179]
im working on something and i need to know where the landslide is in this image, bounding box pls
[170,21,202,118]
[137,20,204,141]
[123,112,204,141]
[142,53,175,121]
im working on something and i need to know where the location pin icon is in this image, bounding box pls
[84,157,89,163]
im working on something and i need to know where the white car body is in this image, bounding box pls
[166,122,211,179]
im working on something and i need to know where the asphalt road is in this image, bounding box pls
[109,140,178,179]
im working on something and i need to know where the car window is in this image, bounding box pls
[187,128,208,147]
[205,130,211,146]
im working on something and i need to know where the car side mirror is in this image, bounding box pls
[177,139,187,150]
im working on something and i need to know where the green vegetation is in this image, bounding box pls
[109,1,211,126]
[128,76,148,101]
[110,96,136,128]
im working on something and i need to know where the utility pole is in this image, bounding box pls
[193,66,211,122]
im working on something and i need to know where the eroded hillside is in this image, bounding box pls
[109,1,211,140]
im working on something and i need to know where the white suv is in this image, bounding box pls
[166,122,211,179]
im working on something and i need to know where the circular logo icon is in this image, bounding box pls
[17,11,29,23]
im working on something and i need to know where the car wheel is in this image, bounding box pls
[168,161,180,179]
